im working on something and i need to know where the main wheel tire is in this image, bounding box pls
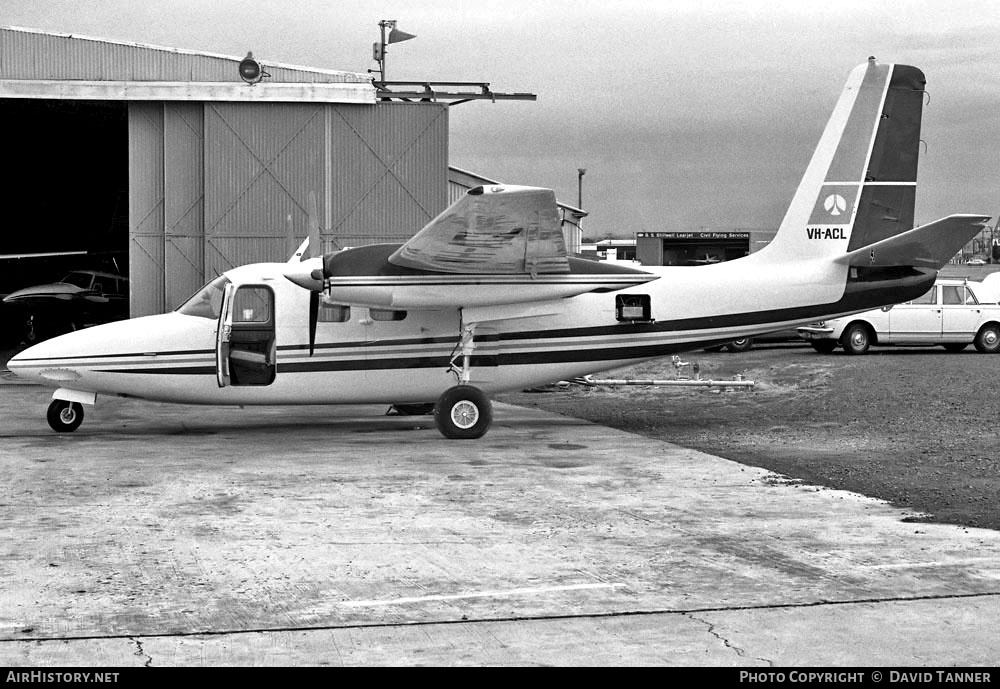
[809,340,837,354]
[434,386,492,439]
[47,399,84,433]
[974,324,1000,353]
[841,323,872,355]
[724,337,753,353]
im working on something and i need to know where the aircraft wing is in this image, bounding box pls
[835,214,992,270]
[388,185,569,275]
[283,184,656,318]
[0,251,88,260]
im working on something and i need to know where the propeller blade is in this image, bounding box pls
[309,290,319,357]
[307,191,322,259]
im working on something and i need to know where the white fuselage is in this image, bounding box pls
[7,253,878,407]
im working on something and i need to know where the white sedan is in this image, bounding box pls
[798,278,1000,355]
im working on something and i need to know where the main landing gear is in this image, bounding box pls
[435,385,492,439]
[47,399,84,433]
[434,320,493,439]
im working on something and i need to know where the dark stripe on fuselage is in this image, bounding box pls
[96,365,216,375]
[12,348,213,363]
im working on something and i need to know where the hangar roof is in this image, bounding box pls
[0,25,374,103]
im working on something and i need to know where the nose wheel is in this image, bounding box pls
[434,385,492,439]
[47,399,84,433]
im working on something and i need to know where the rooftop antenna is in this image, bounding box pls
[366,19,536,105]
[370,19,416,85]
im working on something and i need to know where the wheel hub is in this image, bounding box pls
[450,401,479,429]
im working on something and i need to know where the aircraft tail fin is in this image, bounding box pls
[835,214,992,270]
[758,59,927,263]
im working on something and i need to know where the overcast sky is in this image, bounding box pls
[3,0,997,236]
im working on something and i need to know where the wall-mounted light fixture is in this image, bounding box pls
[239,51,270,85]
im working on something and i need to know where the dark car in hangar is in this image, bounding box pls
[2,269,129,342]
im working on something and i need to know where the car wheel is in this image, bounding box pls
[724,337,753,353]
[942,343,968,353]
[809,340,837,354]
[973,324,1000,353]
[841,323,871,355]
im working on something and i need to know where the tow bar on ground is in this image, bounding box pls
[570,356,755,390]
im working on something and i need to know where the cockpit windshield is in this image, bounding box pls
[176,275,230,319]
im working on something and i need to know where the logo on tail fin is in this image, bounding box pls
[824,194,848,216]
[810,184,857,224]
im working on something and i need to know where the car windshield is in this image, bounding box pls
[176,275,230,319]
[60,272,94,289]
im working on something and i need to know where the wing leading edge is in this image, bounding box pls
[282,184,656,311]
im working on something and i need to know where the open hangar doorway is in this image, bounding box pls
[1,98,129,346]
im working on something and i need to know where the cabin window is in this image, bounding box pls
[370,308,407,321]
[616,294,652,322]
[232,287,272,323]
[319,302,351,323]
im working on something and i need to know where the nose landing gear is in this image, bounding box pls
[47,399,84,433]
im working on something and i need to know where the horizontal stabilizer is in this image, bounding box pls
[834,214,992,269]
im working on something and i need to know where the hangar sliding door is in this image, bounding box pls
[203,101,448,288]
[128,103,165,318]
[130,101,448,318]
[164,103,205,312]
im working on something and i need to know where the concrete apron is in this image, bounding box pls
[0,385,998,666]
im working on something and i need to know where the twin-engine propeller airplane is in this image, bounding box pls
[8,59,991,438]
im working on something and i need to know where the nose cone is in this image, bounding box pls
[6,331,85,384]
[7,312,211,389]
[5,348,27,376]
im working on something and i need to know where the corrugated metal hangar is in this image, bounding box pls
[1,26,449,318]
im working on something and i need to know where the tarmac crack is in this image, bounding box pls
[685,612,773,666]
[4,590,999,645]
[130,637,152,667]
